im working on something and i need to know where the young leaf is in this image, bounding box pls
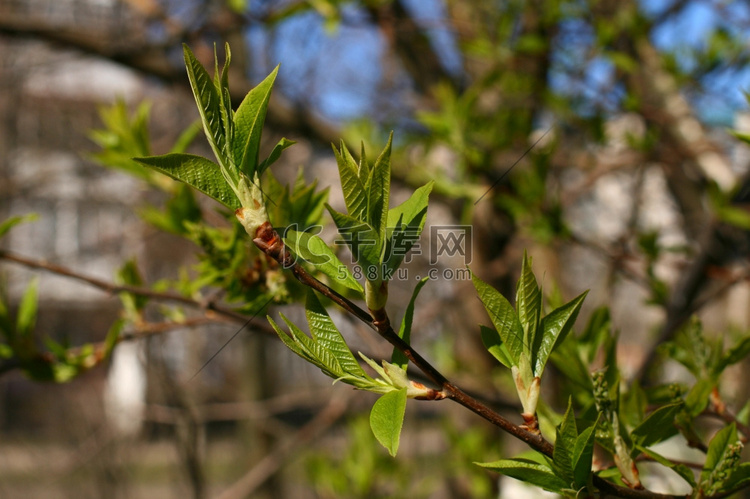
[717,336,750,373]
[305,291,367,378]
[629,402,682,451]
[370,387,407,457]
[272,313,344,379]
[258,137,296,177]
[516,253,542,355]
[214,43,234,157]
[533,291,587,377]
[233,65,280,178]
[724,463,750,491]
[551,400,578,485]
[16,277,39,337]
[365,132,392,244]
[183,44,230,170]
[701,423,739,485]
[573,419,598,489]
[476,458,568,493]
[392,277,429,369]
[480,325,515,368]
[333,141,368,221]
[471,272,524,365]
[0,213,38,239]
[685,377,715,416]
[134,154,240,209]
[384,181,433,274]
[634,444,696,487]
[284,230,363,292]
[326,206,382,275]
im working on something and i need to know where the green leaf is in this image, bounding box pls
[104,319,124,357]
[533,291,587,377]
[333,141,368,221]
[326,206,382,276]
[258,137,296,177]
[134,154,240,209]
[476,458,568,493]
[284,230,363,292]
[268,315,308,359]
[516,253,542,356]
[480,325,515,368]
[370,387,407,457]
[634,444,696,487]
[724,462,750,491]
[183,44,230,171]
[685,377,715,416]
[718,336,750,373]
[573,419,598,488]
[384,181,433,274]
[305,291,366,378]
[233,65,280,178]
[16,277,39,337]
[629,402,682,450]
[0,213,39,239]
[392,277,429,369]
[551,400,578,484]
[366,132,392,244]
[116,259,148,316]
[214,43,233,159]
[702,423,738,481]
[471,271,524,365]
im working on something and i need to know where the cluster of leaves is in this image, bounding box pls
[269,285,434,457]
[325,137,433,311]
[472,253,587,423]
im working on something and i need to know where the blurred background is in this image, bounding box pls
[1,0,750,497]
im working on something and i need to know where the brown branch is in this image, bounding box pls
[0,248,253,324]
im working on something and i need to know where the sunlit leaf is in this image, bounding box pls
[392,277,429,369]
[370,387,407,457]
[476,458,568,493]
[183,44,230,171]
[305,291,366,378]
[516,253,542,355]
[533,291,587,377]
[134,153,239,209]
[471,272,524,364]
[233,65,280,177]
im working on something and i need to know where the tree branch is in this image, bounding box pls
[252,222,686,499]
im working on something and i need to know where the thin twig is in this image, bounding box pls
[0,248,257,324]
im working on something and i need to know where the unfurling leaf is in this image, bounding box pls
[471,271,524,364]
[533,291,587,377]
[183,44,230,171]
[392,277,429,369]
[516,252,542,356]
[233,65,280,178]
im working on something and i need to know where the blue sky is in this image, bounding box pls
[241,0,750,126]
